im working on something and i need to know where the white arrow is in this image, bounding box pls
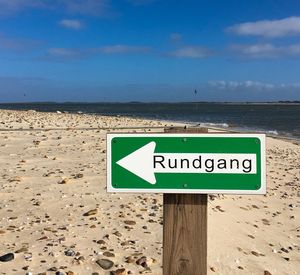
[117,141,157,184]
[116,141,256,184]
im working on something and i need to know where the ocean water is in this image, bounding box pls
[0,102,299,139]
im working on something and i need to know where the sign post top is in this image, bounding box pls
[107,133,266,194]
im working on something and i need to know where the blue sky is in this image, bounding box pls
[0,0,300,102]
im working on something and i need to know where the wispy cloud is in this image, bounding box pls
[59,19,83,30]
[0,0,46,16]
[208,80,277,90]
[0,33,43,51]
[230,43,300,58]
[0,0,112,17]
[97,45,151,54]
[227,16,300,38]
[41,45,152,61]
[168,46,213,58]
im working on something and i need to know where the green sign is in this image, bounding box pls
[107,133,266,194]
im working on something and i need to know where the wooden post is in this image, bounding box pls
[163,127,208,275]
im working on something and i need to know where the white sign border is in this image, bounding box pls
[107,133,266,195]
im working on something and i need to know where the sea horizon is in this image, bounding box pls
[1,102,299,140]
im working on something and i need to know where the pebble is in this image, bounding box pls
[113,231,122,237]
[59,178,69,184]
[0,253,14,262]
[110,268,126,275]
[96,258,114,270]
[15,247,28,253]
[136,256,148,267]
[124,220,136,225]
[83,209,98,216]
[103,251,115,257]
[281,247,289,253]
[264,271,272,275]
[65,249,76,256]
[251,251,260,256]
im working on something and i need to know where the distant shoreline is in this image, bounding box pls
[0,101,300,105]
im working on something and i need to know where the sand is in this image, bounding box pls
[0,109,299,275]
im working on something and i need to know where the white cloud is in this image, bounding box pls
[208,80,279,90]
[227,16,300,38]
[169,46,213,58]
[97,45,151,54]
[0,0,46,15]
[230,43,300,58]
[59,19,82,30]
[0,0,111,17]
[41,45,151,61]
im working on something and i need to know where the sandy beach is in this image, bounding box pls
[0,109,299,275]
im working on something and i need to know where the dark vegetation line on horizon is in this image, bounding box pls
[0,101,300,105]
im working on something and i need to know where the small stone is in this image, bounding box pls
[96,258,114,270]
[74,173,84,179]
[113,231,122,237]
[0,253,14,262]
[103,251,115,257]
[136,256,147,267]
[124,220,136,225]
[66,271,74,275]
[110,268,126,275]
[59,178,69,184]
[83,209,98,216]
[251,251,260,256]
[125,256,135,263]
[65,249,76,257]
[96,240,106,245]
[264,271,272,275]
[281,247,289,253]
[0,230,6,234]
[15,247,28,253]
[55,272,64,275]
